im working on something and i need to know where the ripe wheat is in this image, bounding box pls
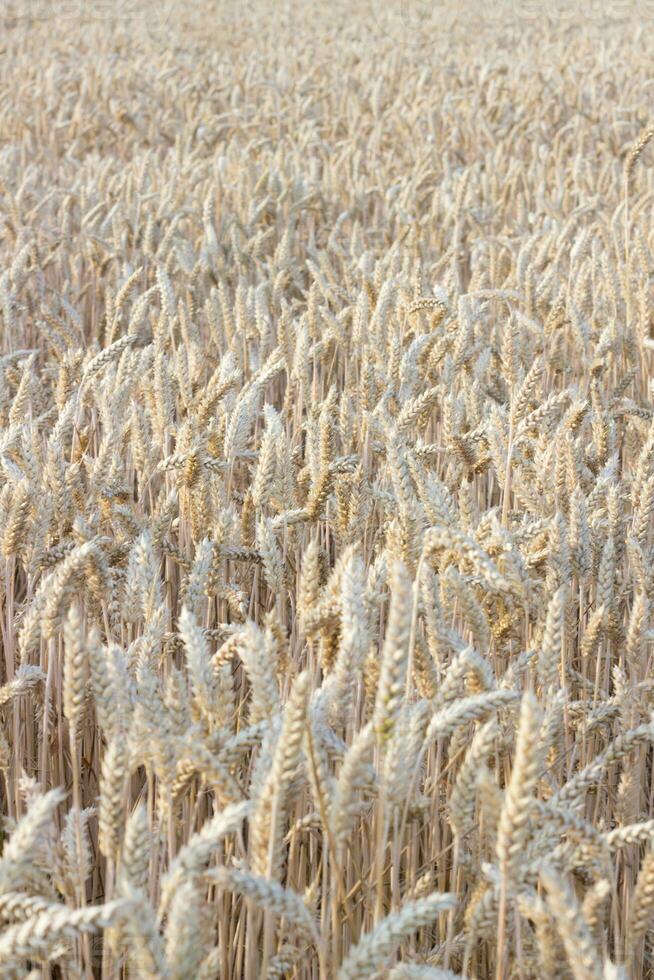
[1,0,654,977]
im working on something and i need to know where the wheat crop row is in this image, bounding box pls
[1,2,654,977]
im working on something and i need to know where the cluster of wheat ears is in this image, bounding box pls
[3,1,654,978]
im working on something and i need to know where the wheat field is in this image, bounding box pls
[2,1,654,977]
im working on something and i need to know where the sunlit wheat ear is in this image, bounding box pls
[373,560,412,743]
[329,551,368,724]
[0,786,65,894]
[183,536,214,617]
[384,700,429,808]
[540,867,603,980]
[0,900,130,970]
[208,866,319,944]
[60,804,93,897]
[158,801,249,915]
[537,584,566,689]
[331,721,375,852]
[250,670,310,879]
[98,734,129,862]
[252,405,282,509]
[256,516,286,596]
[178,605,217,726]
[164,879,212,980]
[449,718,497,842]
[627,847,654,965]
[120,880,168,979]
[337,892,456,980]
[118,805,150,894]
[582,878,610,952]
[496,692,543,884]
[236,621,281,723]
[62,604,89,733]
